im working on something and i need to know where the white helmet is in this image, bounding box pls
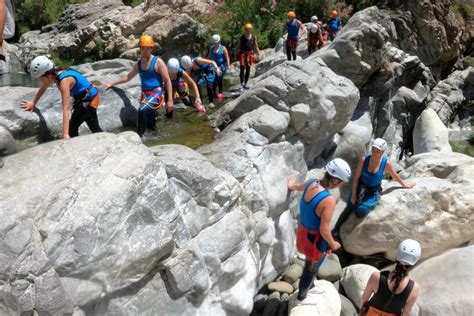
[310,23,319,33]
[29,55,54,79]
[167,58,180,74]
[372,138,387,152]
[311,15,318,22]
[211,34,221,44]
[396,239,422,266]
[325,158,351,182]
[181,55,193,70]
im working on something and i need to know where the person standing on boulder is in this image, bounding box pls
[235,23,261,91]
[285,11,305,61]
[359,239,421,316]
[21,56,102,139]
[327,10,342,41]
[180,55,222,108]
[288,158,352,300]
[102,35,173,137]
[307,16,324,55]
[333,138,415,235]
[166,58,205,112]
[208,34,231,104]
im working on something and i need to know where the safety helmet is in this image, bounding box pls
[310,23,319,33]
[211,34,221,44]
[396,239,422,266]
[181,55,193,69]
[29,55,54,79]
[139,34,154,47]
[372,138,387,152]
[331,10,338,17]
[311,15,318,22]
[287,11,296,18]
[325,158,352,182]
[244,23,253,30]
[167,58,180,74]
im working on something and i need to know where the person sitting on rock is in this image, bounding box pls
[333,138,415,235]
[288,158,352,301]
[235,23,261,92]
[180,55,222,108]
[359,239,421,316]
[327,10,342,41]
[208,34,231,104]
[307,16,324,55]
[285,11,305,61]
[166,58,205,113]
[102,34,173,137]
[21,56,102,139]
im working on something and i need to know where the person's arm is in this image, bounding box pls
[58,78,73,139]
[360,272,379,311]
[197,57,222,76]
[20,77,51,111]
[386,161,415,188]
[401,283,420,316]
[207,47,212,60]
[223,47,231,69]
[298,21,306,38]
[102,66,138,89]
[287,176,308,192]
[0,0,6,44]
[182,70,200,100]
[254,35,261,57]
[351,157,364,204]
[319,197,341,250]
[156,58,173,112]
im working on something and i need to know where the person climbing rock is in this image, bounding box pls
[327,10,342,41]
[21,56,102,139]
[101,35,173,137]
[288,158,352,301]
[166,58,205,113]
[180,55,222,108]
[208,34,231,104]
[359,239,421,316]
[285,11,305,61]
[307,16,324,55]
[332,138,415,235]
[235,23,261,92]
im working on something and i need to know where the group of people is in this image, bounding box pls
[20,23,262,138]
[289,138,420,316]
[285,10,343,60]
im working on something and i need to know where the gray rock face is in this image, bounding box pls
[413,108,452,154]
[341,152,474,260]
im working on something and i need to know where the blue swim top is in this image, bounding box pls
[210,44,226,66]
[328,17,341,33]
[287,18,300,37]
[137,55,163,91]
[299,179,331,231]
[56,69,95,98]
[359,155,388,190]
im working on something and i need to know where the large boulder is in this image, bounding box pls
[413,108,452,154]
[341,152,474,260]
[410,245,474,316]
[288,280,341,316]
[340,264,378,307]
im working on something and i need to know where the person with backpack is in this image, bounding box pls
[235,23,261,91]
[21,56,102,139]
[359,239,421,316]
[288,158,352,300]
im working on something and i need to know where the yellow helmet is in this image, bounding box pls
[244,23,253,30]
[331,10,338,17]
[139,34,154,47]
[287,11,296,18]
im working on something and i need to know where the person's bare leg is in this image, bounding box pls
[0,0,6,58]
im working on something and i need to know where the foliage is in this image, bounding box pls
[450,1,473,20]
[122,0,144,8]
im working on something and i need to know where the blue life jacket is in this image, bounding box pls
[56,69,96,99]
[210,44,226,67]
[287,18,300,38]
[328,18,341,33]
[137,55,163,91]
[359,155,388,191]
[299,179,331,231]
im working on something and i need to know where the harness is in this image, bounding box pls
[140,87,163,111]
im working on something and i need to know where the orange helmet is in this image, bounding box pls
[244,23,253,30]
[139,34,154,47]
[331,10,338,17]
[287,11,296,18]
